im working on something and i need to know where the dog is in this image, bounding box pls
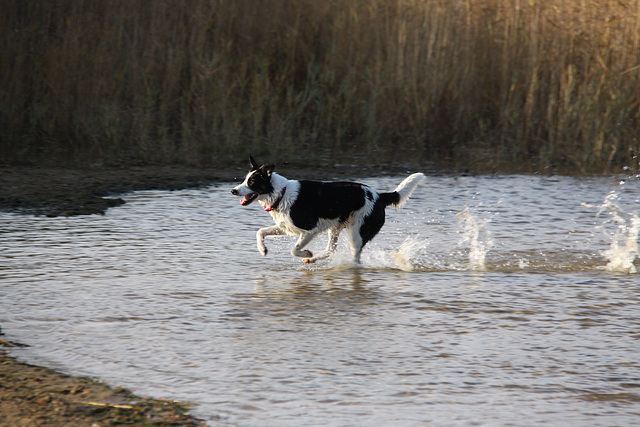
[231,156,425,264]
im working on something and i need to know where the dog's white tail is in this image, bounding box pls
[381,173,425,209]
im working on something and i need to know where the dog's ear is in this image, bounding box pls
[260,163,275,177]
[249,155,259,171]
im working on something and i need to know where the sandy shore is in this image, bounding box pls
[0,345,206,426]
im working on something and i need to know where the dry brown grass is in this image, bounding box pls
[1,0,639,172]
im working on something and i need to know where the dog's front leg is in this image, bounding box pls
[291,232,317,260]
[256,225,283,256]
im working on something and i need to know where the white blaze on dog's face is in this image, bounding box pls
[231,161,275,207]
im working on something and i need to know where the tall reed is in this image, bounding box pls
[1,0,639,172]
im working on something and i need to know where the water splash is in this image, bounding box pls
[356,237,428,271]
[456,209,492,271]
[592,192,640,273]
[390,237,428,271]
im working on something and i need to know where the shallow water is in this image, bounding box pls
[2,174,640,426]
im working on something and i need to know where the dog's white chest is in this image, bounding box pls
[270,211,302,235]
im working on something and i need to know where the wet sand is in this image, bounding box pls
[0,165,244,217]
[0,344,206,426]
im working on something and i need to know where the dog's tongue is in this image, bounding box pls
[240,192,258,206]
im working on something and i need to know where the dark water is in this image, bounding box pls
[2,175,639,426]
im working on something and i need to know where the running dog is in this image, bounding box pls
[231,156,425,264]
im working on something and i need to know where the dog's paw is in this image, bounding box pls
[258,243,268,256]
[301,250,314,264]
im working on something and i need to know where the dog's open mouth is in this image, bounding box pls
[241,192,259,206]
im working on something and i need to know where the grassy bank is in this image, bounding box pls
[1,0,639,172]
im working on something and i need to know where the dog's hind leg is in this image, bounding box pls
[257,225,283,256]
[291,232,317,261]
[346,227,365,264]
[303,227,342,264]
[346,202,386,264]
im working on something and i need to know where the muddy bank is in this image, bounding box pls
[0,165,244,217]
[0,346,206,427]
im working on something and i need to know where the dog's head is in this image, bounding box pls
[231,155,275,206]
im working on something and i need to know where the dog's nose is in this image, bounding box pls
[231,188,238,195]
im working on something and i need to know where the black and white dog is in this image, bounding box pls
[231,156,425,264]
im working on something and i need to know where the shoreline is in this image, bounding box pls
[0,345,207,426]
[0,165,243,217]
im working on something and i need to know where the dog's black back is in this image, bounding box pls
[289,181,368,230]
